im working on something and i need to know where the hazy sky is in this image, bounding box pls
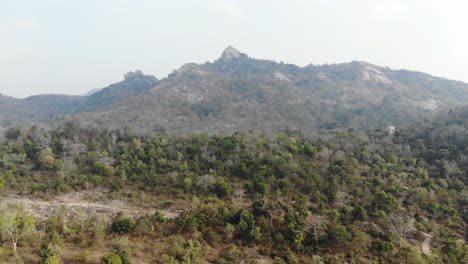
[1,0,468,98]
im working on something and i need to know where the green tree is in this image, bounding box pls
[38,148,56,170]
[215,179,232,198]
[39,242,61,264]
[0,205,35,253]
[441,238,465,262]
[92,214,109,245]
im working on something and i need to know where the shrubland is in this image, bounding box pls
[0,121,466,263]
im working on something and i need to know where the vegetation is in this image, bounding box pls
[0,119,466,263]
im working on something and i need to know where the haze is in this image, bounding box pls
[1,0,467,98]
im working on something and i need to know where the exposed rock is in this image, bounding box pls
[274,71,291,82]
[220,46,242,61]
[421,232,433,256]
[317,72,330,81]
[408,99,438,111]
[360,63,392,85]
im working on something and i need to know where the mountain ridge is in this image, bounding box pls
[2,47,468,133]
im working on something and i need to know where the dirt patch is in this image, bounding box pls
[421,232,433,256]
[0,190,180,220]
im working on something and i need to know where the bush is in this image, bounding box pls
[44,256,61,264]
[111,242,131,264]
[215,179,232,198]
[111,213,134,234]
[372,240,395,253]
[101,252,122,264]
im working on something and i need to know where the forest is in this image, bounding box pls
[0,119,466,263]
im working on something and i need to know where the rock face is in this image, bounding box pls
[219,46,242,61]
[2,46,468,133]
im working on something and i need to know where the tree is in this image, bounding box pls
[38,148,56,170]
[181,239,202,264]
[195,174,215,191]
[135,215,154,237]
[0,205,35,253]
[62,157,77,178]
[388,211,415,256]
[39,242,61,264]
[110,240,132,264]
[441,238,465,262]
[215,179,232,198]
[5,127,22,140]
[302,215,328,242]
[92,214,109,245]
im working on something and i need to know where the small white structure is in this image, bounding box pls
[387,126,395,135]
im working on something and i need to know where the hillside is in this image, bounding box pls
[1,48,468,263]
[76,70,159,112]
[2,47,468,133]
[0,113,466,263]
[71,47,468,133]
[0,71,158,126]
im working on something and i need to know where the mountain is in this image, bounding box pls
[2,47,468,133]
[70,47,468,133]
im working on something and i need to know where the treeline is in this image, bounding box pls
[0,122,466,263]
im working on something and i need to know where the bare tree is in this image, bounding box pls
[196,174,215,191]
[232,186,245,207]
[388,211,415,256]
[302,215,329,242]
[334,191,351,208]
[63,157,77,178]
[319,147,332,161]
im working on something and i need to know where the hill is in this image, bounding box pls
[72,47,468,133]
[0,113,466,262]
[0,71,158,126]
[2,47,468,133]
[0,48,467,262]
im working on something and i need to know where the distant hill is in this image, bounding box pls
[76,70,159,112]
[83,88,101,96]
[0,71,158,126]
[2,47,468,133]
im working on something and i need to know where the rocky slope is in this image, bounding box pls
[71,47,468,133]
[3,47,468,133]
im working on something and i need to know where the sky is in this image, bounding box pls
[1,0,468,98]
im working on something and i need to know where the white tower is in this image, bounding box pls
[387,126,395,135]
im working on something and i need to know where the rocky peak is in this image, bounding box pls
[219,46,242,61]
[124,70,145,80]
